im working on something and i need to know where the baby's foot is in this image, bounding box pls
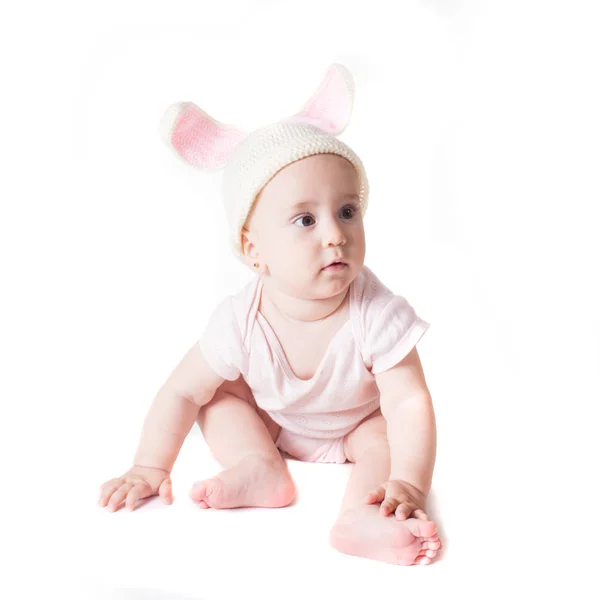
[189,453,296,509]
[330,504,442,565]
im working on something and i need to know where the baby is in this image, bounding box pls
[98,64,442,566]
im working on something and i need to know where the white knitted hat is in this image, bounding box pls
[160,63,369,259]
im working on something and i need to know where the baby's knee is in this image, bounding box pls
[362,429,389,454]
[197,379,254,426]
[212,376,254,404]
[344,416,389,462]
[360,412,388,442]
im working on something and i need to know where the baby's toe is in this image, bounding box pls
[407,518,437,539]
[189,482,205,502]
[190,478,220,503]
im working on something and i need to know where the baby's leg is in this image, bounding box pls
[189,375,296,509]
[329,410,441,565]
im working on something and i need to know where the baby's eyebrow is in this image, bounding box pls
[289,193,359,211]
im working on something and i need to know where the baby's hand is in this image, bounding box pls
[98,465,173,512]
[364,479,429,521]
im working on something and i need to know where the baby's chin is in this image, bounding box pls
[270,278,346,301]
[314,270,358,298]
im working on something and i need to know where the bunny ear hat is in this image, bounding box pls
[159,63,369,260]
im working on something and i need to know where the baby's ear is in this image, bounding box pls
[240,228,257,260]
[280,63,355,135]
[159,102,247,171]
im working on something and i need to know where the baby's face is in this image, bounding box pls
[242,153,365,300]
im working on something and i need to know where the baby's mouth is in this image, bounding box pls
[322,260,347,271]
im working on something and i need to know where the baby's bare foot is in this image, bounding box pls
[189,453,296,509]
[330,504,442,565]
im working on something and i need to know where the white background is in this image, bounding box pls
[2,1,599,598]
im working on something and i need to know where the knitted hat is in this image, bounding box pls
[159,63,369,259]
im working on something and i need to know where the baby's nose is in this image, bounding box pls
[323,221,346,247]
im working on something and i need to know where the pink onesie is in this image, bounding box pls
[197,265,430,464]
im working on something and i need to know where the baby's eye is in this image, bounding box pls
[292,204,358,227]
[340,205,357,220]
[293,215,315,227]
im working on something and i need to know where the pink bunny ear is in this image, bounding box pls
[281,63,355,135]
[159,102,247,171]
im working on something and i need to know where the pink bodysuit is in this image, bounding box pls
[198,265,430,463]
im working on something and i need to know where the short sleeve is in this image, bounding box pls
[197,296,247,381]
[363,294,430,374]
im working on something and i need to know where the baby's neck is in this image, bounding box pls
[260,281,349,324]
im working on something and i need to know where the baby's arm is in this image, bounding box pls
[376,347,435,496]
[364,347,436,521]
[99,344,225,511]
[133,343,226,471]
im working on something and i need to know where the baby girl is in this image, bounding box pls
[98,64,442,566]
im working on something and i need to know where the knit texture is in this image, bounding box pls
[222,120,370,259]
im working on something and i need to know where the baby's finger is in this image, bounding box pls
[125,482,152,511]
[363,486,385,505]
[380,496,400,516]
[395,502,416,520]
[107,483,134,512]
[413,509,429,521]
[158,477,173,504]
[98,479,125,507]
